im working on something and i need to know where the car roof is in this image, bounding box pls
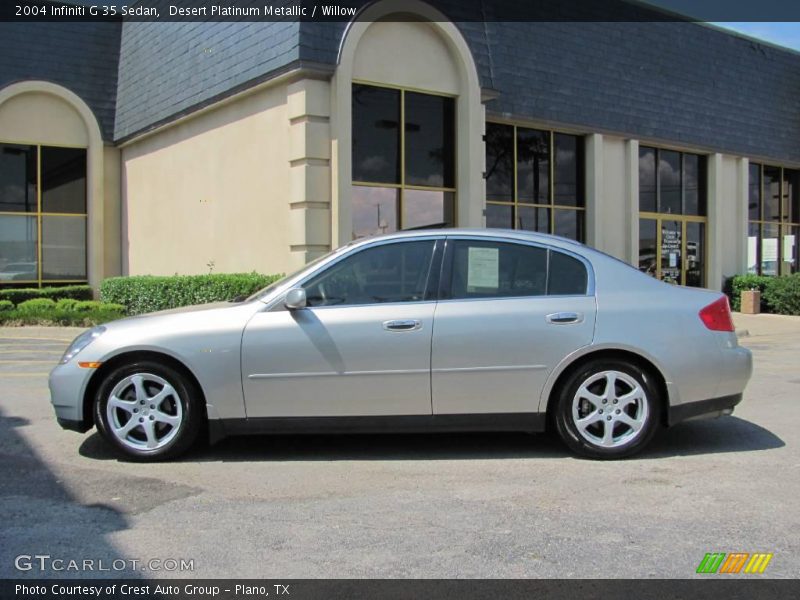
[347,228,587,252]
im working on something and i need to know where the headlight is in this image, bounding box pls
[60,326,106,365]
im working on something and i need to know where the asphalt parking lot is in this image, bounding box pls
[0,314,798,579]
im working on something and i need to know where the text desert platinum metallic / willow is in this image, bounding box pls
[170,5,358,17]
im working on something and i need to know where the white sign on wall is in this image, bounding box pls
[784,234,796,262]
[747,236,758,272]
[762,237,778,262]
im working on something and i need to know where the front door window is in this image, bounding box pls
[303,240,436,307]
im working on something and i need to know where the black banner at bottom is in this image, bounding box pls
[2,579,800,600]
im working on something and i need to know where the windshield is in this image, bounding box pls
[246,246,348,302]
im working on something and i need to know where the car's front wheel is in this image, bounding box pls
[94,361,203,461]
[553,359,660,459]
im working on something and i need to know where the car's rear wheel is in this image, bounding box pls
[94,361,203,461]
[553,359,660,459]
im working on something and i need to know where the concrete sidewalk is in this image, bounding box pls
[733,312,800,338]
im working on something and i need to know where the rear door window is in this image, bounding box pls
[447,240,548,299]
[444,239,588,299]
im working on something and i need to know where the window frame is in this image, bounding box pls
[484,120,586,242]
[638,146,707,217]
[351,81,457,236]
[0,140,88,287]
[638,145,709,286]
[437,235,594,301]
[271,234,594,311]
[748,162,800,276]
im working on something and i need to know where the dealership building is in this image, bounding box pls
[1,0,799,291]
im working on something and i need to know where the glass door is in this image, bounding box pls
[639,216,706,287]
[685,221,705,287]
[660,220,681,284]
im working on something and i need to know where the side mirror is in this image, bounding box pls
[284,287,307,310]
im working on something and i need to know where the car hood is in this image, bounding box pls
[126,301,238,319]
[89,299,263,352]
[72,299,264,379]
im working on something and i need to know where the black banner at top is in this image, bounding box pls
[5,0,800,23]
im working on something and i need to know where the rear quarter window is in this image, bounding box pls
[548,250,588,295]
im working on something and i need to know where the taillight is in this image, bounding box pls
[699,296,735,332]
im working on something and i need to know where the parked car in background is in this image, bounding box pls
[0,261,37,281]
[50,229,752,460]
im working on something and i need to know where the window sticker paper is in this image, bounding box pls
[467,247,499,291]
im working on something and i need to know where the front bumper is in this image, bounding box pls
[49,361,95,433]
[57,417,92,433]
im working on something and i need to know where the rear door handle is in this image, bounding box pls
[546,312,584,324]
[383,319,422,332]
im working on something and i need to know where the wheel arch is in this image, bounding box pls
[541,347,671,429]
[82,350,207,430]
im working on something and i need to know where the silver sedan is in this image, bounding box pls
[50,230,752,460]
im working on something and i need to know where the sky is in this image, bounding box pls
[644,1,800,52]
[708,23,800,52]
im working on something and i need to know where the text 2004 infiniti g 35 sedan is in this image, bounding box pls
[50,229,752,460]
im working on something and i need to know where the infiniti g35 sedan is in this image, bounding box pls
[50,229,752,460]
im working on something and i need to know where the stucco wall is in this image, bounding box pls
[121,82,293,277]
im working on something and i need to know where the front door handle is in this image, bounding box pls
[383,319,422,332]
[546,312,584,324]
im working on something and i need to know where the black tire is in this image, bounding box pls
[553,359,660,459]
[94,360,204,461]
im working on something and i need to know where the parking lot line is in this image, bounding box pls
[0,336,73,342]
[0,360,57,364]
[0,344,67,349]
[0,345,69,349]
[0,373,50,377]
[0,350,61,354]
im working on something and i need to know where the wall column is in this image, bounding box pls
[707,152,725,290]
[736,157,750,275]
[287,79,332,269]
[103,145,122,278]
[585,133,604,249]
[625,139,640,265]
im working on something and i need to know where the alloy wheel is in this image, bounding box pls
[571,370,649,449]
[106,373,183,451]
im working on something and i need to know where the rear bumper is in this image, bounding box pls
[668,393,743,426]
